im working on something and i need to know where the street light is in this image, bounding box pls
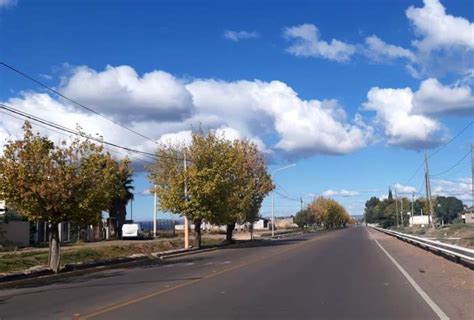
[271,163,296,237]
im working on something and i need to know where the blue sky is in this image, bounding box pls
[0,0,473,220]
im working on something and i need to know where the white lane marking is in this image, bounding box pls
[367,228,449,320]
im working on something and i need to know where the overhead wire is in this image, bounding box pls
[0,103,187,162]
[0,61,158,144]
[430,149,471,177]
[404,120,473,185]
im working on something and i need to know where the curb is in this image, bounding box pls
[0,240,251,289]
[0,232,307,289]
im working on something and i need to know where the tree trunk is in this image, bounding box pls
[194,220,202,248]
[48,222,61,273]
[117,204,127,238]
[225,223,236,243]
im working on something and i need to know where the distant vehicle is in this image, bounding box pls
[121,223,143,239]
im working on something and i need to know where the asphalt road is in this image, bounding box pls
[0,227,453,319]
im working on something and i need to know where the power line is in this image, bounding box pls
[0,103,187,162]
[0,61,158,144]
[405,121,473,185]
[0,109,153,164]
[428,121,473,159]
[274,190,300,202]
[431,149,471,177]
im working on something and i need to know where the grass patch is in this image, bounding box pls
[0,237,222,274]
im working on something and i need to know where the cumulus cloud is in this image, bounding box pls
[187,79,373,156]
[405,0,474,77]
[1,65,372,164]
[364,86,446,149]
[412,78,474,116]
[60,65,194,122]
[322,189,360,198]
[283,24,356,62]
[363,35,415,62]
[406,0,474,52]
[0,92,159,162]
[393,183,417,194]
[432,178,472,201]
[224,30,258,42]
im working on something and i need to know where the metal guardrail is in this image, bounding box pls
[371,226,474,264]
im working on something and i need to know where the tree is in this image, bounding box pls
[148,130,237,248]
[307,196,350,229]
[364,197,380,223]
[434,196,464,224]
[222,140,273,243]
[0,122,117,272]
[108,159,134,237]
[294,208,315,228]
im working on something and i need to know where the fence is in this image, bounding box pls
[371,226,474,264]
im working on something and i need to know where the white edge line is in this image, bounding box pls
[367,228,449,320]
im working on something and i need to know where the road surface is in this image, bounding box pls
[0,226,471,319]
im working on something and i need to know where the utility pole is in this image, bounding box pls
[424,153,434,228]
[183,150,189,249]
[153,185,157,238]
[400,197,404,226]
[395,189,399,227]
[300,197,303,212]
[271,164,296,237]
[471,143,473,210]
[411,192,415,225]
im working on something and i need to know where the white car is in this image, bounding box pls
[121,223,143,239]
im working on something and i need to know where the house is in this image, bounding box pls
[274,216,297,229]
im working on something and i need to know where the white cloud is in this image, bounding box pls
[363,35,415,62]
[406,0,474,52]
[364,86,445,149]
[157,130,193,147]
[322,189,360,198]
[60,65,194,122]
[412,78,474,116]
[0,0,16,8]
[187,79,373,156]
[340,189,360,197]
[224,30,258,42]
[1,65,373,163]
[322,190,338,197]
[283,24,356,62]
[432,178,472,201]
[405,0,474,77]
[393,183,417,194]
[0,92,158,162]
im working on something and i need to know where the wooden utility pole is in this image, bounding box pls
[400,197,404,226]
[424,154,434,228]
[395,189,399,227]
[184,150,189,249]
[471,143,473,210]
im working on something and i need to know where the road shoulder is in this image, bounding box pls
[367,227,474,320]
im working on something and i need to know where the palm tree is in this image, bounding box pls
[109,160,134,238]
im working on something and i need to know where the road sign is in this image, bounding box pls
[0,200,5,215]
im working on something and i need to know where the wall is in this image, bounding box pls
[0,221,30,247]
[409,215,431,226]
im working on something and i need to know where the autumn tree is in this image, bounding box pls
[306,196,350,229]
[222,140,273,243]
[0,122,117,272]
[148,130,236,248]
